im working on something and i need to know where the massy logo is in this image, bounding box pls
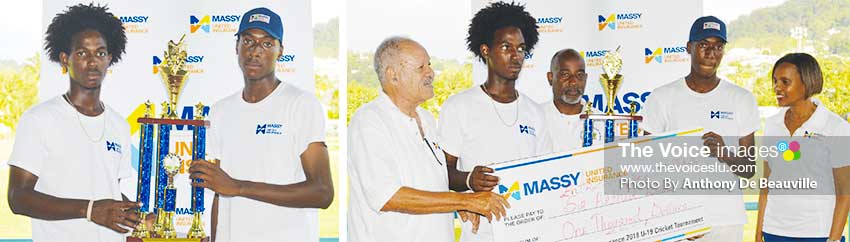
[598,14,617,30]
[777,140,801,162]
[709,110,734,120]
[587,91,650,115]
[276,54,298,73]
[644,46,687,64]
[118,16,150,34]
[277,55,296,62]
[537,16,565,33]
[598,12,643,31]
[106,140,122,154]
[519,124,536,136]
[499,172,582,199]
[190,14,241,33]
[152,55,206,74]
[498,181,522,200]
[256,124,283,135]
[118,15,149,23]
[579,50,609,67]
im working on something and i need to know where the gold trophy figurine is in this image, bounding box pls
[599,46,624,115]
[159,34,190,119]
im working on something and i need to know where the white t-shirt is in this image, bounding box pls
[641,77,760,226]
[348,92,453,242]
[762,98,850,237]
[438,86,551,242]
[540,100,603,153]
[207,83,325,242]
[8,96,135,242]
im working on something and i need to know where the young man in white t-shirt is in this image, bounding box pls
[641,16,758,242]
[541,49,603,152]
[187,7,333,242]
[348,37,509,242]
[438,3,551,241]
[7,4,147,241]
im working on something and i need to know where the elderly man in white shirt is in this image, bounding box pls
[348,37,510,242]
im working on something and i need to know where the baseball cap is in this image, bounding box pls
[235,7,283,40]
[689,16,726,42]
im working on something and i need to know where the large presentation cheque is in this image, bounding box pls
[491,128,711,242]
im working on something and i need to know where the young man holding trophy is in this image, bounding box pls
[640,16,759,241]
[7,3,147,241]
[187,7,334,242]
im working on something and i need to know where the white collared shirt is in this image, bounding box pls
[762,98,850,237]
[8,96,135,242]
[348,92,452,242]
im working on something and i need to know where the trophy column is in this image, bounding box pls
[187,103,207,239]
[131,102,155,238]
[131,116,210,242]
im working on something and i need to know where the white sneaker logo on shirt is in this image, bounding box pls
[106,141,122,154]
[519,124,537,137]
[256,124,284,135]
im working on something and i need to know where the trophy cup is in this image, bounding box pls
[580,46,642,146]
[159,35,189,119]
[128,35,210,242]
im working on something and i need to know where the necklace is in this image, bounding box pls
[481,84,519,127]
[62,93,106,142]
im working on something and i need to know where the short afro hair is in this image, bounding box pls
[44,3,127,66]
[467,1,539,63]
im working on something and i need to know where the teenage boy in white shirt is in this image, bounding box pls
[641,16,758,242]
[188,7,333,242]
[7,4,145,242]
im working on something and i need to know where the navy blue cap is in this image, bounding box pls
[689,16,726,42]
[236,7,283,40]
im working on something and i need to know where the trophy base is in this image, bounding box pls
[126,236,209,242]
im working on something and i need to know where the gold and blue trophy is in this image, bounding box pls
[128,35,210,242]
[580,47,642,147]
